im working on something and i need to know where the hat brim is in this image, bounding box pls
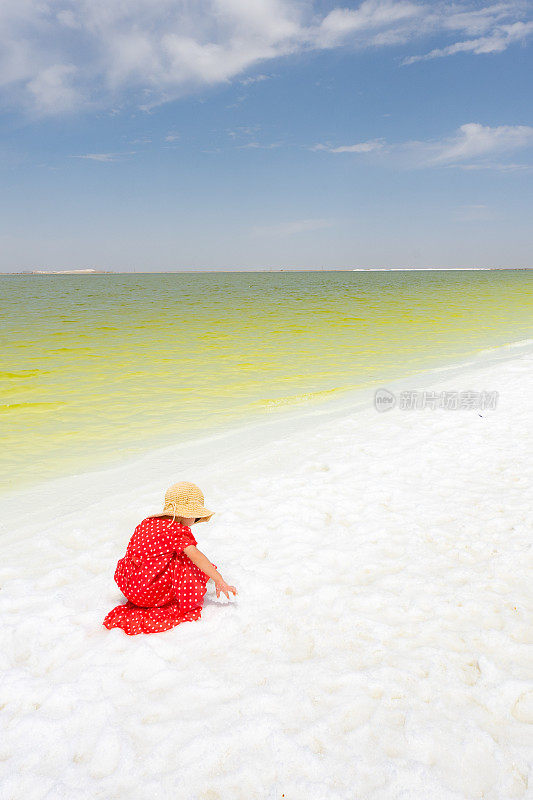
[149,506,214,523]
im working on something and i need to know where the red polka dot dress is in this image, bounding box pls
[103,517,216,635]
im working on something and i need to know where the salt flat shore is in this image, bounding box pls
[0,345,532,800]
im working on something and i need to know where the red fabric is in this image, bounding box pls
[103,517,215,635]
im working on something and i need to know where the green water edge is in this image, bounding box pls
[1,269,532,492]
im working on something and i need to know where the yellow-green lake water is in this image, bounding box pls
[1,270,532,492]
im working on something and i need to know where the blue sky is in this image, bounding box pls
[1,0,532,271]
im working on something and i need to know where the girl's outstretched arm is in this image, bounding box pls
[183,545,237,599]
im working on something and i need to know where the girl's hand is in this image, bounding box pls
[214,579,237,599]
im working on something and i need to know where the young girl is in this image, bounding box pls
[103,481,237,635]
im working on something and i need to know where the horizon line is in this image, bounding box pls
[3,266,531,275]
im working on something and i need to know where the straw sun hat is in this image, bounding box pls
[150,481,214,525]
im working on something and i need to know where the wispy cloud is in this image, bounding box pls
[312,139,385,154]
[71,152,134,162]
[252,218,335,236]
[26,65,79,115]
[428,122,533,164]
[403,19,533,64]
[226,124,283,149]
[0,1,531,115]
[314,0,422,49]
[312,0,533,60]
[227,125,262,140]
[239,73,273,86]
[458,161,533,171]
[239,141,283,150]
[312,122,533,168]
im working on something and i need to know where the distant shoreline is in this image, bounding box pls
[3,266,530,275]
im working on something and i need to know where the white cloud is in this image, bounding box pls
[458,161,532,171]
[0,1,531,114]
[403,19,533,64]
[56,10,81,30]
[239,73,272,85]
[313,122,533,168]
[226,124,284,148]
[312,139,385,153]
[27,64,80,114]
[252,218,334,236]
[315,1,422,48]
[239,141,282,149]
[71,152,134,162]
[228,125,261,139]
[429,122,533,163]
